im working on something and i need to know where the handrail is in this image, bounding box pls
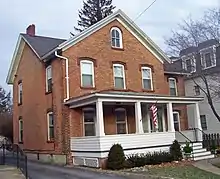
[194,127,206,135]
[177,131,194,160]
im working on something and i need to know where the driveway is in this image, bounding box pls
[2,151,129,179]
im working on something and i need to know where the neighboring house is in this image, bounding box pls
[6,10,210,168]
[167,39,220,134]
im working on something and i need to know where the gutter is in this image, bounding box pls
[55,51,70,102]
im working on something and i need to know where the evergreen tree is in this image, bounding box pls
[74,0,116,33]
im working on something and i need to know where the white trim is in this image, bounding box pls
[113,64,126,89]
[58,10,170,64]
[47,112,54,141]
[110,27,123,48]
[115,108,128,134]
[141,66,153,90]
[46,65,52,92]
[168,78,178,96]
[173,111,180,131]
[80,60,95,88]
[200,47,217,69]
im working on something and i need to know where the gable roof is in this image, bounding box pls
[21,34,66,58]
[6,34,66,84]
[56,9,171,64]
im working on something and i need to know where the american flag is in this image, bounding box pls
[150,104,158,130]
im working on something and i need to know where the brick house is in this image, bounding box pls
[6,10,211,167]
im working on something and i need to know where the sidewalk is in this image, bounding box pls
[193,158,220,176]
[0,166,24,179]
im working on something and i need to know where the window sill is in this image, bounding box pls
[80,86,96,90]
[47,140,54,143]
[113,88,129,92]
[45,91,52,95]
[142,89,155,92]
[111,47,124,51]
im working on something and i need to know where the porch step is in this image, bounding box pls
[181,142,215,161]
[193,154,215,161]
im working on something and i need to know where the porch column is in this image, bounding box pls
[194,102,202,142]
[167,102,175,132]
[135,101,144,134]
[96,100,105,136]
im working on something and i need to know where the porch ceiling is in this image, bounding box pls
[65,90,204,108]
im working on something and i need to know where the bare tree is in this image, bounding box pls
[165,8,220,122]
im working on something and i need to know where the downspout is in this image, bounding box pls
[55,51,69,102]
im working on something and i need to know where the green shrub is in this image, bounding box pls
[126,151,173,168]
[170,140,182,161]
[106,144,125,170]
[183,141,193,154]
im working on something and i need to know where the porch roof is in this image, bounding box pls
[65,91,204,108]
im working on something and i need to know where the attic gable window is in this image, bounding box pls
[18,81,22,105]
[200,46,216,69]
[111,27,123,48]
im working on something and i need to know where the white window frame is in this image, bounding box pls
[141,67,153,90]
[200,47,216,69]
[83,108,96,136]
[18,82,22,104]
[113,64,126,89]
[18,118,23,143]
[80,60,95,87]
[115,108,128,134]
[182,55,196,73]
[168,78,178,96]
[173,111,180,131]
[46,65,52,92]
[110,27,123,48]
[47,112,54,141]
[200,115,207,130]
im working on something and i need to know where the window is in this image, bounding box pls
[80,60,94,87]
[173,112,180,131]
[19,118,23,143]
[141,67,153,90]
[201,51,216,69]
[113,64,126,89]
[46,65,52,92]
[195,85,200,96]
[83,109,95,136]
[168,78,177,96]
[111,27,123,48]
[182,56,196,73]
[18,82,22,105]
[47,112,54,141]
[115,108,127,134]
[200,115,207,130]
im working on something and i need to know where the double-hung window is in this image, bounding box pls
[83,109,95,136]
[47,112,54,141]
[80,60,94,87]
[19,117,23,143]
[111,27,123,48]
[141,67,153,90]
[113,64,125,89]
[169,78,178,96]
[18,82,22,105]
[115,108,127,134]
[46,65,52,92]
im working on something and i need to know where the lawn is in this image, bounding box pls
[146,165,220,179]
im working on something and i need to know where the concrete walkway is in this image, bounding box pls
[0,166,24,179]
[193,158,220,176]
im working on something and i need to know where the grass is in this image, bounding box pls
[147,165,220,179]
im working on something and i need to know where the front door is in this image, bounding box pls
[173,112,180,131]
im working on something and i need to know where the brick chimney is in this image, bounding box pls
[26,24,35,36]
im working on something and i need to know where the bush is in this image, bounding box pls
[170,140,182,161]
[126,151,173,168]
[183,141,193,154]
[106,144,125,170]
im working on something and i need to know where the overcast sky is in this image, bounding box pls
[1,0,219,91]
